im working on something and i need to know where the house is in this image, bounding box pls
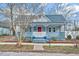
[15,14,66,43]
[0,14,66,43]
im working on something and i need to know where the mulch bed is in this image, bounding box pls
[48,41,74,44]
[47,40,79,44]
[0,36,31,43]
[0,36,17,42]
[0,36,15,38]
[2,40,32,43]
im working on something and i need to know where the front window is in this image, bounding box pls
[49,27,51,32]
[29,27,32,32]
[34,26,37,32]
[53,28,55,32]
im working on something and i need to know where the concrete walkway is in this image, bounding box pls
[0,42,76,46]
[33,45,44,51]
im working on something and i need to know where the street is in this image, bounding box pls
[0,52,79,56]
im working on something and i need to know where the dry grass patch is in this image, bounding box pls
[0,45,33,52]
[43,45,79,54]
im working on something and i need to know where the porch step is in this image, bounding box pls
[32,39,47,43]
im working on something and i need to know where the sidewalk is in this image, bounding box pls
[0,42,76,46]
[0,52,79,56]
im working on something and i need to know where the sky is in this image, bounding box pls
[0,3,79,21]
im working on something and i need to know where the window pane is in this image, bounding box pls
[49,28,51,32]
[29,27,31,32]
[34,26,37,32]
[53,28,55,32]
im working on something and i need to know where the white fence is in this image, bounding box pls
[65,31,79,39]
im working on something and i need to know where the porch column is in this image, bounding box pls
[31,26,33,32]
[60,25,65,32]
[59,26,61,32]
[45,25,48,32]
[45,26,47,32]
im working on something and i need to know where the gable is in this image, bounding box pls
[45,15,65,23]
[33,15,51,22]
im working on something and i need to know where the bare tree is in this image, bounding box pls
[55,4,79,48]
[0,3,45,47]
[53,3,75,20]
[0,3,16,36]
[8,3,16,36]
[13,4,41,47]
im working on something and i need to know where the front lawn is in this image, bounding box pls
[0,45,33,52]
[1,44,79,53]
[43,45,79,54]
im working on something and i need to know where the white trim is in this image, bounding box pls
[33,32,46,37]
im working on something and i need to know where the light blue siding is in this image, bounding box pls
[25,32,32,38]
[46,32,65,40]
[59,32,65,40]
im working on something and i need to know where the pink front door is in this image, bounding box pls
[38,27,42,32]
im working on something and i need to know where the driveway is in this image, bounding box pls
[0,52,79,56]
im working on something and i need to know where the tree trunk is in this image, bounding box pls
[17,39,22,48]
[16,31,23,48]
[12,27,15,36]
[13,29,15,36]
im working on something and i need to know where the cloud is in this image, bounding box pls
[75,5,79,11]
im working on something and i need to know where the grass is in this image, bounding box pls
[43,45,79,54]
[0,45,33,52]
[0,44,79,53]
[1,36,79,53]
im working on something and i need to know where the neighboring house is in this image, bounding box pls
[0,21,10,35]
[65,31,79,39]
[65,21,79,39]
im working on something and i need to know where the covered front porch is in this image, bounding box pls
[25,22,65,43]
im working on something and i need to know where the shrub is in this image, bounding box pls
[76,35,79,40]
[67,35,72,40]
